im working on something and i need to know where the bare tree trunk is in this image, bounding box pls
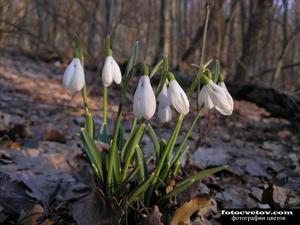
[87,0,100,62]
[154,0,170,62]
[272,26,300,87]
[171,0,177,67]
[180,8,214,69]
[236,0,273,82]
[105,0,114,36]
[162,0,170,56]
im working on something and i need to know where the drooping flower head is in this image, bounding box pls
[158,83,172,123]
[167,72,189,115]
[101,49,122,87]
[198,75,233,115]
[62,58,85,91]
[133,63,156,120]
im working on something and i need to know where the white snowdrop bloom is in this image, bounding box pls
[219,82,234,109]
[168,80,189,115]
[158,84,172,123]
[206,80,233,115]
[158,83,170,107]
[101,56,122,87]
[133,76,156,120]
[158,105,172,123]
[63,58,85,91]
[198,85,214,110]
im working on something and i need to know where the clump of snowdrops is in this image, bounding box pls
[62,35,233,223]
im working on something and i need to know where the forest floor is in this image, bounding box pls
[0,50,299,225]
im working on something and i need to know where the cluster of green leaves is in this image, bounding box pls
[79,42,227,211]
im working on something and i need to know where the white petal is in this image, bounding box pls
[220,82,234,109]
[63,59,76,89]
[158,83,170,107]
[111,57,122,84]
[207,80,233,115]
[158,105,172,123]
[63,58,85,91]
[198,86,214,110]
[102,56,113,87]
[142,76,156,120]
[70,58,85,91]
[133,78,144,119]
[168,80,189,115]
[133,76,156,120]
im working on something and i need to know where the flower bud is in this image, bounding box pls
[167,80,189,115]
[133,76,156,120]
[158,84,172,123]
[198,85,214,110]
[62,58,85,91]
[102,56,122,87]
[206,80,233,115]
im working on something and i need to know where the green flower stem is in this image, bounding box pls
[173,146,189,176]
[146,114,184,204]
[171,110,202,168]
[103,86,108,124]
[197,4,210,110]
[81,85,89,115]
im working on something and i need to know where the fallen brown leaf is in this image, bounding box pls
[170,196,214,225]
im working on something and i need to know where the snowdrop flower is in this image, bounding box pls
[167,73,189,115]
[63,58,85,91]
[158,83,172,123]
[198,85,214,110]
[101,50,122,87]
[199,76,233,115]
[133,75,156,120]
[219,81,234,109]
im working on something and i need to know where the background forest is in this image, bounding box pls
[0,0,300,91]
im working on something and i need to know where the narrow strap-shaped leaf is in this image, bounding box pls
[146,124,160,163]
[162,166,228,199]
[128,172,155,204]
[114,163,142,196]
[135,145,147,183]
[122,123,145,180]
[121,117,137,161]
[149,58,164,78]
[98,123,109,143]
[81,128,104,182]
[107,105,123,194]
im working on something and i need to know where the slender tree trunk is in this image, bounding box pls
[272,26,300,87]
[236,0,273,82]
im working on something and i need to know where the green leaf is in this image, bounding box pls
[149,58,163,78]
[146,124,160,163]
[98,123,109,143]
[124,42,139,83]
[214,59,221,83]
[135,145,147,183]
[117,124,125,151]
[121,118,137,161]
[203,59,213,69]
[81,128,104,182]
[162,166,228,199]
[122,123,145,180]
[128,172,155,204]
